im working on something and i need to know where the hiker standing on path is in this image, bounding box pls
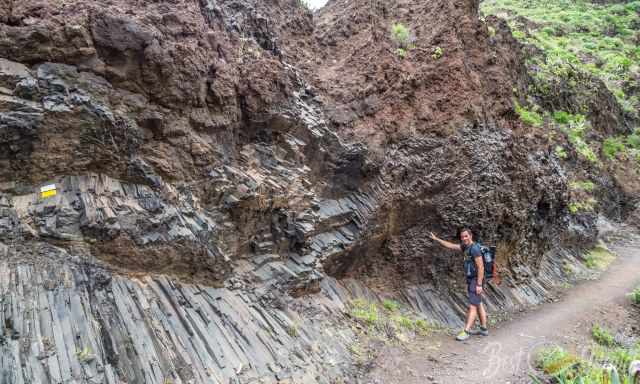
[430,228,489,341]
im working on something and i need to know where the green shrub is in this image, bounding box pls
[481,0,640,132]
[350,299,379,326]
[602,137,626,160]
[592,345,640,378]
[592,324,616,346]
[628,286,640,304]
[515,101,544,127]
[626,1,640,12]
[563,118,600,164]
[581,147,599,164]
[552,110,573,124]
[627,131,640,149]
[584,243,615,270]
[396,48,407,58]
[537,347,580,376]
[573,140,599,164]
[382,299,400,312]
[541,26,555,36]
[512,29,526,39]
[535,344,640,384]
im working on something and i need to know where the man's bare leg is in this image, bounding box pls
[464,305,478,331]
[478,303,488,328]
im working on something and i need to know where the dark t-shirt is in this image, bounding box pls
[461,242,482,280]
[461,242,482,259]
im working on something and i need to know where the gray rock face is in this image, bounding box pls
[0,251,356,384]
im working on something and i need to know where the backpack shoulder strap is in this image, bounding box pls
[464,242,479,259]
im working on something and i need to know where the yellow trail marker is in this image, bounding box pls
[40,184,57,199]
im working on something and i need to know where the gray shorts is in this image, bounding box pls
[467,278,483,306]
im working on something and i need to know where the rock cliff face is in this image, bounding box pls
[0,0,634,382]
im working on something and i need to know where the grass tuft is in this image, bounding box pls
[584,243,615,270]
[382,299,400,312]
[391,23,411,48]
[628,286,640,305]
[569,180,595,192]
[592,324,616,347]
[602,137,626,160]
[515,101,544,126]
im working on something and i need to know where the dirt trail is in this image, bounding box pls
[367,238,640,384]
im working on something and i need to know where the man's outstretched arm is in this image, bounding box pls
[430,232,462,251]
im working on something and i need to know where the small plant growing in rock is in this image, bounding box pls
[592,324,616,346]
[350,299,379,326]
[431,46,444,60]
[627,130,640,149]
[628,286,640,305]
[602,137,626,160]
[296,0,312,10]
[561,116,600,165]
[552,110,574,124]
[568,202,581,214]
[75,346,95,363]
[414,319,434,336]
[554,145,568,159]
[568,197,597,215]
[286,323,300,337]
[391,23,410,47]
[514,101,544,127]
[382,299,400,312]
[575,141,599,164]
[391,23,415,58]
[562,261,575,277]
[392,315,414,330]
[584,242,615,270]
[569,180,595,192]
[536,347,580,376]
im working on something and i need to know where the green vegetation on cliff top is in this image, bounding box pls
[482,0,640,171]
[482,0,640,117]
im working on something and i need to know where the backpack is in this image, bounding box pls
[463,242,496,280]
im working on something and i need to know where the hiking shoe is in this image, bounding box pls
[455,330,471,341]
[467,326,489,336]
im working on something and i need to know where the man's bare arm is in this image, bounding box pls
[475,256,484,287]
[430,232,462,251]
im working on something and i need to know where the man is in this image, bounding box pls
[430,228,489,341]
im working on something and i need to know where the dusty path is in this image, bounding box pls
[367,238,640,384]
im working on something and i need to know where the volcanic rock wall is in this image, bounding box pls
[0,0,630,382]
